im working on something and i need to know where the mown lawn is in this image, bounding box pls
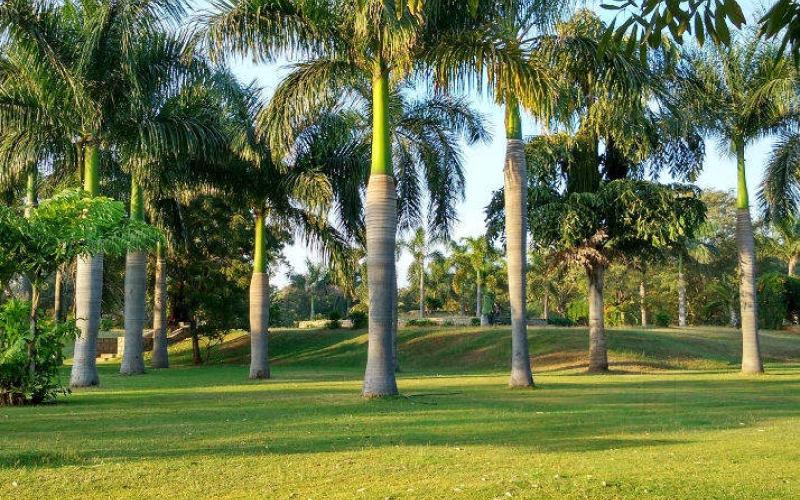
[2,326,800,498]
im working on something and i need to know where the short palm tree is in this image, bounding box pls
[202,0,488,396]
[681,33,797,374]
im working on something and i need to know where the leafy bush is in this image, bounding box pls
[1,300,77,405]
[470,317,481,326]
[327,311,342,330]
[566,300,589,325]
[348,305,368,329]
[406,318,437,327]
[654,311,671,327]
[547,314,573,327]
[758,272,788,330]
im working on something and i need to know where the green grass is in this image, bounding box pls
[2,326,800,498]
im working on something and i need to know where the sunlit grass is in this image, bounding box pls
[2,326,799,498]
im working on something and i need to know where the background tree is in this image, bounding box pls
[679,33,797,373]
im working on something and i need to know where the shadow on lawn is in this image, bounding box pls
[2,368,798,470]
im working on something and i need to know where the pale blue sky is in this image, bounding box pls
[201,1,774,287]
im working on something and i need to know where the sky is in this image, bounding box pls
[202,0,774,288]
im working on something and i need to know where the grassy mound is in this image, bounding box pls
[167,325,800,373]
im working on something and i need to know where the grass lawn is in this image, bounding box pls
[2,326,800,498]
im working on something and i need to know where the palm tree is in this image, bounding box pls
[0,0,192,387]
[681,33,797,374]
[399,227,439,319]
[459,236,499,326]
[202,0,489,396]
[427,0,569,387]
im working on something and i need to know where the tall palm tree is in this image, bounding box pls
[681,33,797,374]
[0,0,192,387]
[427,0,567,387]
[460,236,499,326]
[202,0,488,396]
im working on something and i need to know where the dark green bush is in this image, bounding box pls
[470,317,481,326]
[348,309,368,330]
[654,311,671,327]
[327,310,342,330]
[406,318,437,327]
[1,300,77,405]
[547,314,573,327]
[758,272,788,330]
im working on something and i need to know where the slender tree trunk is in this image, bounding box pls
[28,283,40,381]
[392,275,399,373]
[54,266,63,323]
[678,257,687,327]
[789,255,798,277]
[639,280,648,327]
[121,179,146,375]
[362,62,398,397]
[70,144,103,387]
[309,296,315,320]
[541,293,549,322]
[418,263,424,319]
[190,318,201,366]
[150,243,169,368]
[19,169,37,301]
[735,144,763,374]
[249,211,270,379]
[730,302,738,328]
[587,265,608,373]
[504,100,533,388]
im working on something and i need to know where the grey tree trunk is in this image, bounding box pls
[54,267,63,323]
[736,208,763,374]
[678,269,687,327]
[730,303,738,328]
[505,138,533,387]
[639,280,648,327]
[587,265,608,373]
[120,251,147,375]
[475,272,482,317]
[249,272,270,379]
[69,254,103,387]
[310,296,315,320]
[392,275,399,373]
[362,174,399,397]
[150,249,169,368]
[418,265,424,319]
[541,293,549,321]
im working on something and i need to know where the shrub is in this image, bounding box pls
[470,317,481,326]
[758,272,788,330]
[654,311,671,327]
[327,311,342,330]
[443,320,454,327]
[547,314,573,327]
[0,300,77,406]
[406,318,437,327]
[348,306,368,330]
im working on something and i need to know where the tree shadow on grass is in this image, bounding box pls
[2,370,798,470]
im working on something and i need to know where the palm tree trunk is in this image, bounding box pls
[28,283,40,382]
[150,243,169,368]
[70,144,103,388]
[730,302,738,328]
[639,280,647,327]
[249,211,270,379]
[362,62,398,397]
[19,168,37,301]
[789,254,798,277]
[418,263,424,319]
[735,144,763,374]
[120,179,146,376]
[677,257,687,327]
[587,265,608,373]
[541,293,549,321]
[476,271,486,325]
[392,276,399,373]
[504,100,533,388]
[54,266,63,323]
